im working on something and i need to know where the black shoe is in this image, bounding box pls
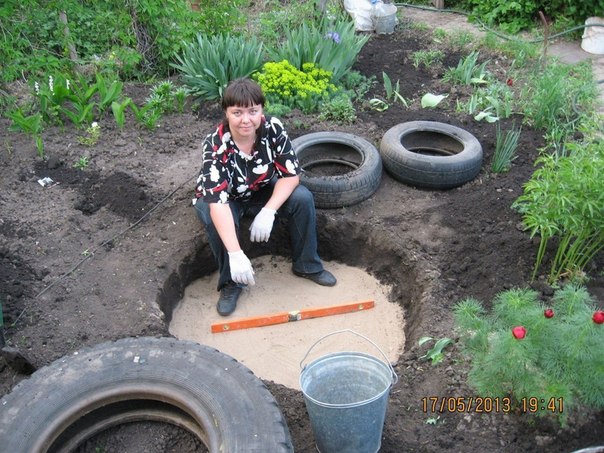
[293,269,337,287]
[217,283,242,316]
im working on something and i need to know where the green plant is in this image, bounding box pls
[512,138,604,283]
[520,61,596,151]
[268,16,369,83]
[459,0,602,33]
[94,73,123,115]
[93,46,142,79]
[129,101,161,130]
[264,102,292,117]
[448,30,476,49]
[425,415,442,425]
[60,101,95,127]
[111,98,131,130]
[432,28,447,41]
[421,93,447,108]
[411,50,445,69]
[382,72,409,107]
[418,336,453,365]
[468,81,515,120]
[33,74,73,124]
[491,122,521,173]
[318,95,356,124]
[5,109,44,157]
[172,33,264,101]
[78,122,101,146]
[144,81,188,115]
[443,51,490,86]
[369,98,389,112]
[339,70,375,103]
[148,80,174,112]
[253,60,337,114]
[249,0,319,49]
[73,156,90,169]
[454,285,604,425]
[173,87,188,113]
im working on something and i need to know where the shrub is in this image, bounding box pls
[458,0,604,33]
[172,34,264,101]
[0,0,247,83]
[253,60,338,113]
[454,284,604,425]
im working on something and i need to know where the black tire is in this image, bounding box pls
[380,121,483,189]
[0,337,293,453]
[292,132,382,208]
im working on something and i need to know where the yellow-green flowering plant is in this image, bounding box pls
[254,60,338,113]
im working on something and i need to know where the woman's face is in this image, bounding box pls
[225,104,263,141]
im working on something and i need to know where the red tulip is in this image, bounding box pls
[593,311,604,324]
[512,326,526,339]
[544,308,554,318]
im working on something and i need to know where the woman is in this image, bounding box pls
[193,78,336,316]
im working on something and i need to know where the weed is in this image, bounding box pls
[5,109,44,157]
[318,95,357,124]
[78,122,101,147]
[411,50,445,69]
[443,51,490,86]
[491,122,521,173]
[73,156,90,169]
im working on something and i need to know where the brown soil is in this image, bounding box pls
[1,13,603,453]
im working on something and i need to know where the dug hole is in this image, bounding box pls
[170,255,405,389]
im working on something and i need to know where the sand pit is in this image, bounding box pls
[169,255,405,389]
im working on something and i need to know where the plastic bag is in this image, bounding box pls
[343,0,374,31]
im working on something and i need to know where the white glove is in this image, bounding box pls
[249,207,276,242]
[228,250,255,286]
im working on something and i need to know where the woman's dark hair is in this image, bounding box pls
[221,78,265,110]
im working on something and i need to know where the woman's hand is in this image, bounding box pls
[250,207,276,242]
[227,250,255,285]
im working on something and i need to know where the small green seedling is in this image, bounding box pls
[419,336,453,365]
[426,415,441,425]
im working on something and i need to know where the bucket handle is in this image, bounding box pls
[300,329,398,385]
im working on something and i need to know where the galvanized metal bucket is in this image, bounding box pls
[300,330,398,453]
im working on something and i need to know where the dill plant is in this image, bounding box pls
[454,285,604,425]
[253,61,338,114]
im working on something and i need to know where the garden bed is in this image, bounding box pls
[0,19,602,453]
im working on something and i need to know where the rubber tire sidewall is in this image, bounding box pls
[292,131,382,209]
[0,337,293,453]
[380,121,483,189]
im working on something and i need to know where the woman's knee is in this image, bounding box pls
[289,185,314,207]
